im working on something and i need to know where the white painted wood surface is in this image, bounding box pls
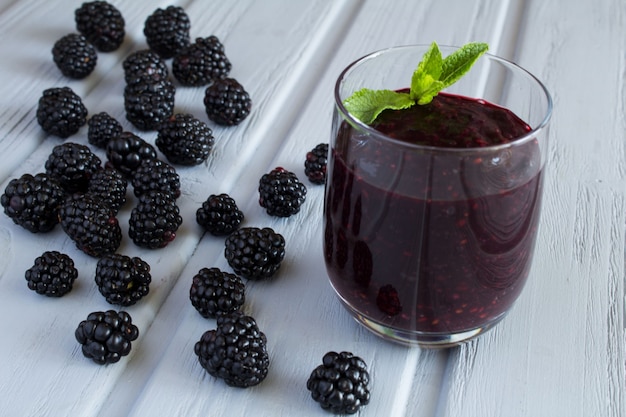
[0,1,623,416]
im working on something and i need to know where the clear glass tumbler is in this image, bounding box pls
[323,45,552,347]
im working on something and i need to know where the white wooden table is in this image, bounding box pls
[0,1,624,416]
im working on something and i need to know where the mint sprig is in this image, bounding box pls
[343,42,488,124]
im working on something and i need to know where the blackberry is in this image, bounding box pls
[105,131,157,177]
[128,190,182,249]
[172,36,231,86]
[143,6,191,59]
[59,193,122,257]
[194,312,269,388]
[25,251,77,297]
[87,112,122,149]
[203,78,251,126]
[52,33,97,79]
[189,267,245,318]
[122,49,169,85]
[155,113,214,166]
[95,253,151,306]
[36,87,88,138]
[75,1,125,52]
[196,193,243,236]
[224,227,285,280]
[1,173,64,233]
[306,351,371,415]
[376,284,402,316]
[130,158,180,199]
[45,142,102,193]
[304,143,328,185]
[75,310,139,365]
[258,167,307,217]
[86,168,128,214]
[124,79,175,131]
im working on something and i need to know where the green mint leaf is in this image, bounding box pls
[440,42,489,88]
[343,88,414,125]
[410,42,443,101]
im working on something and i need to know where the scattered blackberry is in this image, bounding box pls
[307,351,371,415]
[86,168,127,214]
[36,87,88,138]
[95,253,151,306]
[376,284,402,316]
[224,227,285,280]
[144,6,191,59]
[124,79,176,131]
[189,267,245,318]
[75,310,139,365]
[105,131,157,177]
[59,193,122,257]
[45,142,102,193]
[258,167,307,217]
[305,143,328,185]
[196,193,243,236]
[172,36,231,86]
[122,49,169,84]
[25,251,77,297]
[130,158,180,199]
[52,33,97,79]
[128,190,182,249]
[1,173,64,233]
[87,112,122,148]
[156,113,214,166]
[194,312,269,388]
[203,78,251,126]
[75,1,125,52]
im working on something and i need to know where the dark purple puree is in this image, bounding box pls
[324,92,543,334]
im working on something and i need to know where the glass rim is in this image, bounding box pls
[334,44,553,154]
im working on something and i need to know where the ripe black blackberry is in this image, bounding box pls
[75,1,125,52]
[258,167,307,217]
[305,143,329,185]
[105,131,157,177]
[128,190,182,249]
[130,158,180,199]
[36,87,88,138]
[156,113,214,166]
[1,173,64,233]
[307,351,371,415]
[194,312,269,388]
[75,310,139,365]
[172,36,231,86]
[122,49,169,84]
[196,193,243,236]
[224,227,285,280]
[87,112,122,149]
[52,33,97,79]
[59,193,122,257]
[95,253,151,306]
[86,168,127,214]
[124,79,176,131]
[25,251,77,297]
[143,6,190,59]
[45,142,102,193]
[203,78,251,126]
[189,267,245,318]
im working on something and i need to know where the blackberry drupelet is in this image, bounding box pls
[156,113,214,166]
[307,351,371,415]
[130,158,180,199]
[203,77,251,126]
[124,79,176,131]
[258,167,307,217]
[95,253,151,306]
[52,33,97,79]
[86,167,127,214]
[75,1,125,52]
[75,310,139,365]
[25,251,77,297]
[1,173,64,233]
[189,267,245,318]
[172,36,231,86]
[304,143,329,185]
[87,112,122,149]
[122,49,169,84]
[45,142,102,193]
[194,312,269,388]
[36,87,88,138]
[143,6,191,59]
[224,227,285,280]
[105,131,157,177]
[128,190,182,249]
[59,193,122,257]
[196,193,243,236]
